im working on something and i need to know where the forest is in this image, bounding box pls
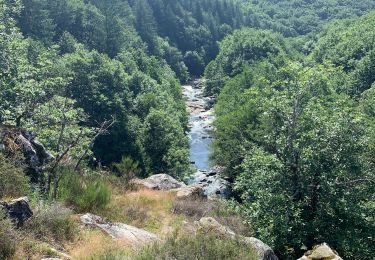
[0,0,374,259]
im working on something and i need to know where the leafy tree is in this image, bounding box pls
[312,11,375,95]
[204,28,287,96]
[142,109,189,178]
[214,61,375,259]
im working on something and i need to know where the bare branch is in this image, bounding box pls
[74,116,117,171]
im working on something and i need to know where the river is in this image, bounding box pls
[182,80,230,198]
[182,80,214,171]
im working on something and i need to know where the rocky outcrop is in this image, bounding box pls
[80,213,159,247]
[195,217,278,260]
[0,197,33,226]
[132,174,186,190]
[172,184,205,199]
[0,126,54,181]
[298,243,342,260]
[188,169,231,199]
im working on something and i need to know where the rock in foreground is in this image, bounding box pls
[195,217,278,260]
[80,213,159,247]
[172,184,205,199]
[298,243,343,260]
[0,197,33,226]
[132,174,186,190]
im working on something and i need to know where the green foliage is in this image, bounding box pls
[58,169,111,212]
[135,233,257,260]
[312,11,375,95]
[0,209,16,260]
[142,109,189,178]
[27,95,95,159]
[23,202,77,242]
[242,0,375,37]
[214,60,375,258]
[0,154,30,199]
[204,28,287,95]
[112,156,140,187]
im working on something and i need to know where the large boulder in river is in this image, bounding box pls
[80,213,159,247]
[0,125,54,182]
[132,174,186,190]
[0,197,33,226]
[298,243,342,260]
[195,217,278,260]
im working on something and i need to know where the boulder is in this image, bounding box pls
[80,213,159,247]
[298,243,343,260]
[0,126,54,182]
[173,184,205,199]
[195,217,278,260]
[132,174,186,190]
[243,237,279,260]
[195,217,236,239]
[188,170,231,199]
[0,197,33,226]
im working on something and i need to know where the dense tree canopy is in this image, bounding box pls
[241,0,375,37]
[211,12,375,260]
[0,0,190,179]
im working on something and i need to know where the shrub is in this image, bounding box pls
[112,156,141,189]
[0,154,30,199]
[58,168,111,212]
[22,202,77,243]
[112,156,140,178]
[0,209,16,259]
[134,233,257,260]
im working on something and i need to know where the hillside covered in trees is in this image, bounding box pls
[1,0,375,259]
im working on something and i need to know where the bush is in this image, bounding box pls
[0,154,30,199]
[0,209,16,259]
[58,169,111,212]
[134,233,257,260]
[112,156,140,188]
[23,202,77,243]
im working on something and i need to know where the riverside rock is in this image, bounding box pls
[132,174,186,190]
[0,197,33,226]
[80,213,159,247]
[195,217,278,260]
[188,170,231,199]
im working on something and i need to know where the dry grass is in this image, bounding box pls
[12,182,249,259]
[102,188,182,234]
[172,197,251,236]
[15,240,62,260]
[68,229,128,259]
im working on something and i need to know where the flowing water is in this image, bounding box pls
[182,81,214,171]
[182,81,231,198]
